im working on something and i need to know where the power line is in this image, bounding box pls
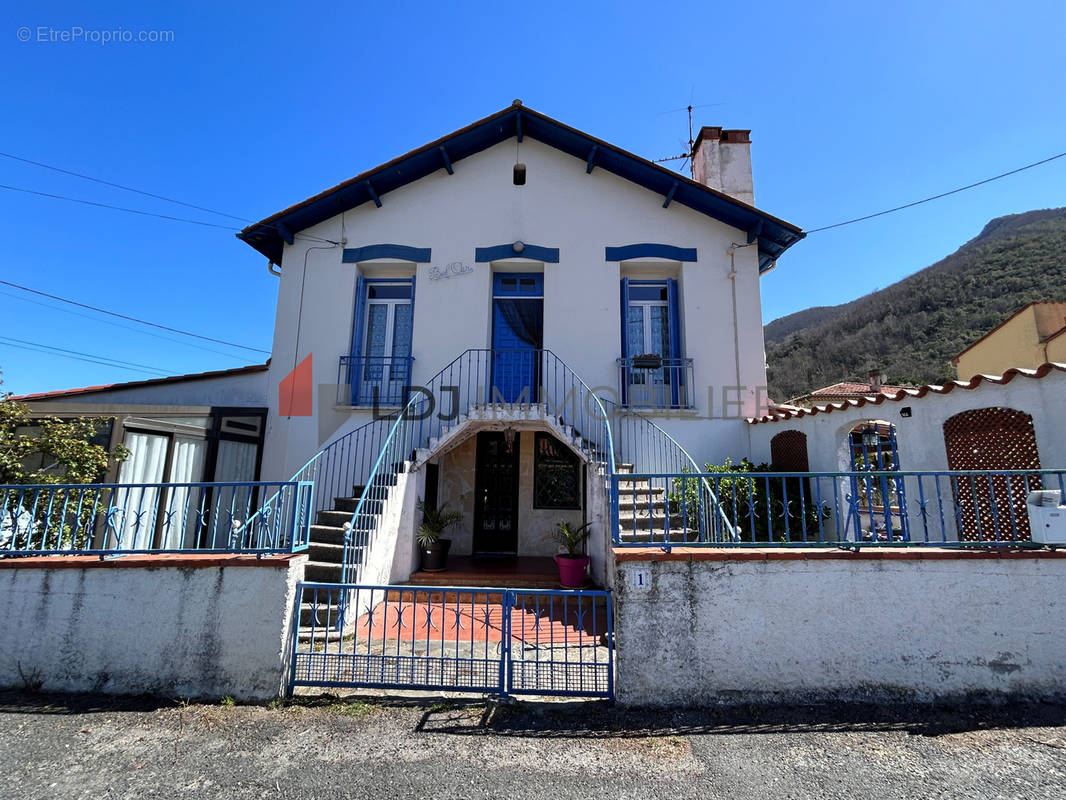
[0,183,241,230]
[807,150,1066,233]
[0,335,171,375]
[0,181,340,245]
[0,150,251,223]
[0,279,271,354]
[0,288,251,363]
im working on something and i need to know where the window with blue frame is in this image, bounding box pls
[619,278,686,408]
[349,277,415,405]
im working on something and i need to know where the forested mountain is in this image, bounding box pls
[765,208,1066,401]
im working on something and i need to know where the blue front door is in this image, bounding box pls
[491,274,543,403]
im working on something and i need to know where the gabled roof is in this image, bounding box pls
[8,363,269,403]
[751,362,1066,424]
[238,102,804,271]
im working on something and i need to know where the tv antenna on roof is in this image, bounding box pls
[655,101,727,171]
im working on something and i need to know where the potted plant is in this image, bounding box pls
[417,499,463,572]
[549,521,593,588]
[631,353,662,370]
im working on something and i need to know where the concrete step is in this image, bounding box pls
[617,487,665,499]
[331,496,383,514]
[617,499,671,515]
[308,541,345,564]
[304,560,344,582]
[316,509,381,528]
[308,524,347,545]
[617,513,686,528]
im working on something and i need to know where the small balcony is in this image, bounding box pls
[617,356,694,410]
[338,355,414,407]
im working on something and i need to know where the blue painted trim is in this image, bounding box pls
[275,222,295,245]
[475,243,559,263]
[663,181,678,208]
[342,244,432,263]
[516,111,523,142]
[365,180,381,208]
[619,276,630,406]
[349,276,415,404]
[438,145,454,174]
[667,277,683,408]
[748,219,763,245]
[605,244,697,262]
[239,105,803,270]
[586,144,597,174]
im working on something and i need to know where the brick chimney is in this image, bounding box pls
[690,126,754,206]
[868,369,883,393]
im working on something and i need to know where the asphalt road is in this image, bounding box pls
[2,690,1065,799]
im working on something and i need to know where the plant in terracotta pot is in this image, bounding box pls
[417,499,463,572]
[549,521,592,588]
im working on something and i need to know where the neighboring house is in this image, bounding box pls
[9,364,269,486]
[953,301,1066,380]
[232,101,803,584]
[787,370,909,408]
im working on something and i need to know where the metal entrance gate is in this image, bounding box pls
[289,582,613,700]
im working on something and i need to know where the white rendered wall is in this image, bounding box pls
[615,555,1066,706]
[261,137,769,480]
[0,557,303,700]
[749,370,1066,473]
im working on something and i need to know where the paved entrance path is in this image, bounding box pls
[2,691,1065,799]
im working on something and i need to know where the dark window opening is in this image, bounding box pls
[533,433,581,509]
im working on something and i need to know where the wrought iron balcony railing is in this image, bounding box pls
[338,355,414,406]
[617,356,694,410]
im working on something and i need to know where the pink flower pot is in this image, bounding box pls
[555,554,590,588]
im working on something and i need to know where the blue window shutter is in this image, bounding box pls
[666,278,682,359]
[620,277,630,406]
[350,275,367,404]
[667,278,682,407]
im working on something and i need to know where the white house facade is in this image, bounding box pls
[236,102,803,588]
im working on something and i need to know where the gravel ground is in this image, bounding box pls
[2,690,1066,799]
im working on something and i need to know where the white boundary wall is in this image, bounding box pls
[0,555,304,700]
[615,553,1066,706]
[749,368,1066,473]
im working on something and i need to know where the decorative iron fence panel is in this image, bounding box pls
[289,583,613,700]
[612,469,1066,548]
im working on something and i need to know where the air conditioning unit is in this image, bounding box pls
[1027,490,1066,546]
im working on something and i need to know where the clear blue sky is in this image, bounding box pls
[2,0,1064,395]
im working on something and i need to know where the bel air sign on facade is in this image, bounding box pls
[428,262,473,281]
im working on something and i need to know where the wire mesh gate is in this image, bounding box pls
[289,582,613,700]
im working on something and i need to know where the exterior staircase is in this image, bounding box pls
[614,462,689,543]
[414,402,606,468]
[298,464,404,639]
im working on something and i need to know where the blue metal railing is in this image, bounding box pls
[617,356,694,409]
[606,401,736,543]
[0,480,313,556]
[340,348,616,586]
[338,354,414,406]
[612,468,1066,548]
[290,582,613,699]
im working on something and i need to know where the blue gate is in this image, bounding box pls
[289,583,613,700]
